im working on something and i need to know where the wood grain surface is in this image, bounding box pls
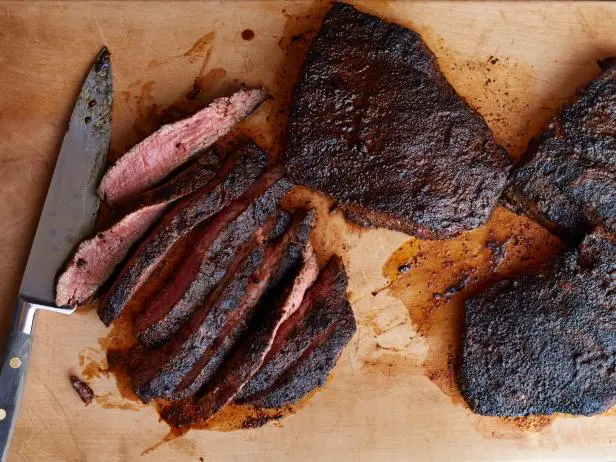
[2,1,616,461]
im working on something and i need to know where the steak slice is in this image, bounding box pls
[236,255,356,407]
[98,143,273,326]
[115,151,221,215]
[170,211,316,401]
[134,206,290,347]
[134,211,314,402]
[458,228,616,416]
[198,245,319,422]
[505,58,616,238]
[55,153,220,307]
[98,87,268,205]
[284,3,511,239]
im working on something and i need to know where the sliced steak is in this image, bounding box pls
[98,87,268,205]
[236,255,356,406]
[170,210,315,399]
[98,143,273,326]
[55,153,220,307]
[56,204,165,307]
[284,3,511,239]
[134,211,314,402]
[505,58,616,238]
[253,310,356,408]
[458,228,616,416]
[134,206,290,347]
[198,245,319,422]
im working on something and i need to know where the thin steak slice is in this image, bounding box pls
[115,151,221,215]
[171,211,316,401]
[98,87,268,205]
[134,203,290,347]
[55,153,220,306]
[505,58,616,238]
[134,211,313,402]
[458,228,616,416]
[236,255,356,407]
[198,245,319,422]
[284,3,511,239]
[98,143,272,326]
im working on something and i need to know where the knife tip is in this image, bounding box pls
[95,47,111,72]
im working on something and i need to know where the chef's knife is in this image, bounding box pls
[0,47,112,461]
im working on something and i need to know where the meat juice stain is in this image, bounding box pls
[184,32,216,64]
[156,387,317,433]
[241,29,255,41]
[111,30,226,165]
[383,206,562,434]
[401,25,538,162]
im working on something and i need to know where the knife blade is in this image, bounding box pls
[0,47,112,461]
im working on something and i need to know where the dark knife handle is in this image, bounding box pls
[0,300,33,462]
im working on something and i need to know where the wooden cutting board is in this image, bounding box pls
[3,1,616,460]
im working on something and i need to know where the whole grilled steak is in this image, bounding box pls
[198,245,319,422]
[56,153,220,307]
[458,228,616,416]
[236,255,356,407]
[284,2,511,239]
[134,211,315,402]
[506,58,616,238]
[98,143,272,326]
[98,88,268,205]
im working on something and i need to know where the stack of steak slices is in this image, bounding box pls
[56,86,357,423]
[57,87,269,307]
[459,59,616,416]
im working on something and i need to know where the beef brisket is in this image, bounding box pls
[458,228,616,416]
[505,58,616,238]
[98,88,268,205]
[284,2,511,239]
[198,245,319,421]
[236,255,356,407]
[134,211,314,402]
[55,153,220,307]
[98,143,272,326]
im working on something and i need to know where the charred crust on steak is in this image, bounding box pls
[285,2,511,238]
